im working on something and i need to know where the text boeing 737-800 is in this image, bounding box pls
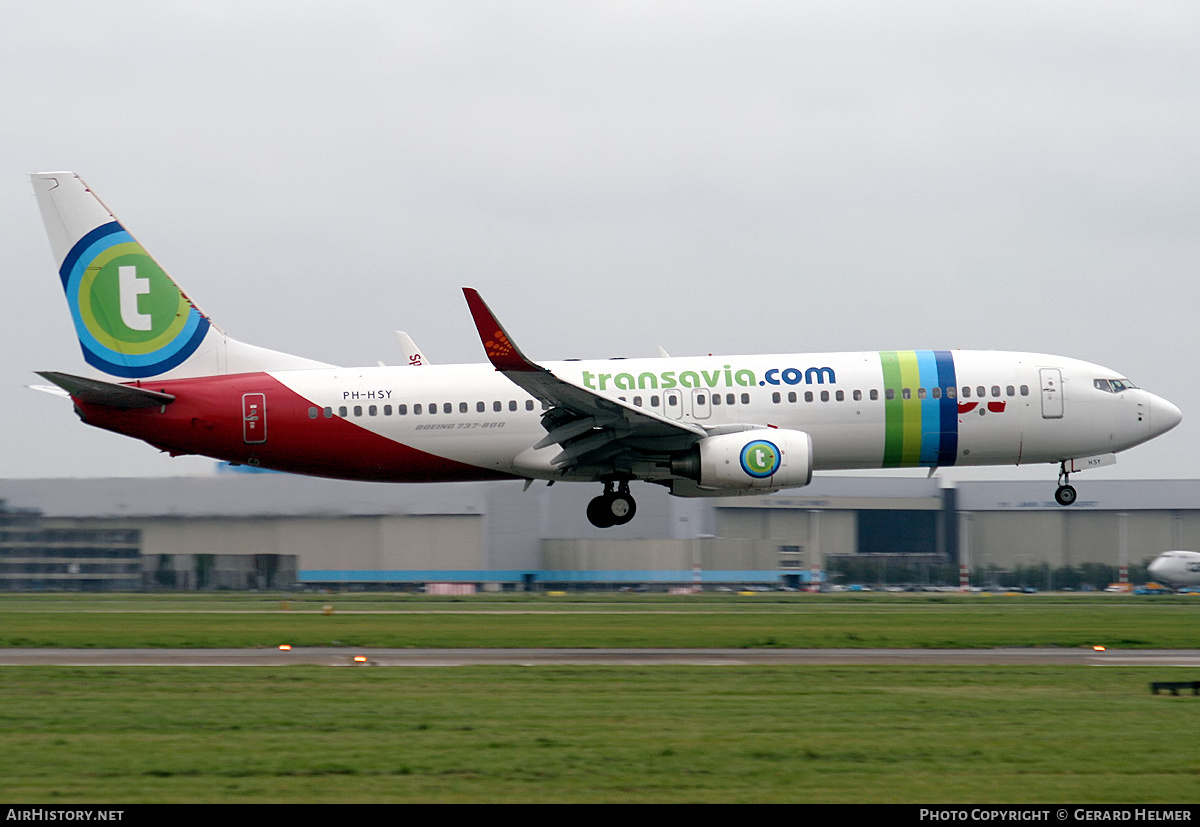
[29,172,1182,527]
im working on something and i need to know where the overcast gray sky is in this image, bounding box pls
[3,1,1197,488]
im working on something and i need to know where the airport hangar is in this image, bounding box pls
[2,473,1199,591]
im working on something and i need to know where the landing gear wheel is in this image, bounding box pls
[1055,484,1077,506]
[609,491,636,526]
[586,482,638,528]
[1055,462,1077,506]
[587,495,616,528]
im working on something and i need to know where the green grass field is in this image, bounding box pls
[0,592,1196,649]
[0,593,1197,803]
[1,665,1197,803]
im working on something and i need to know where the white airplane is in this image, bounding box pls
[1147,551,1200,588]
[29,172,1183,527]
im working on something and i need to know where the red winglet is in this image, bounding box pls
[462,288,541,372]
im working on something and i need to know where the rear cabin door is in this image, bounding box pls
[242,393,267,443]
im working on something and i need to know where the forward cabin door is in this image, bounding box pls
[1039,368,1063,419]
[242,393,267,443]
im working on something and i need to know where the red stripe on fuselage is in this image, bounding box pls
[74,372,517,483]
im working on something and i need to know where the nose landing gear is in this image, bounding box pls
[1055,463,1077,506]
[587,481,637,528]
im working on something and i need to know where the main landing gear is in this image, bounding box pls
[1055,462,1078,506]
[587,481,637,528]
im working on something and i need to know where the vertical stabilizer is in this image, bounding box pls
[31,172,331,380]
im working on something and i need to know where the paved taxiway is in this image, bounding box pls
[2,648,1198,667]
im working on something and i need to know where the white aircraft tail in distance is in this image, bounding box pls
[29,172,1183,527]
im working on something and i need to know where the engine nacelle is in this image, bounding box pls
[672,428,813,492]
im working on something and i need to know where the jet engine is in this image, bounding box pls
[671,428,813,492]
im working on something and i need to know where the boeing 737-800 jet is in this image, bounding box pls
[29,172,1183,527]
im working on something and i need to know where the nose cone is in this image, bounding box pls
[1149,394,1183,438]
[1148,556,1166,578]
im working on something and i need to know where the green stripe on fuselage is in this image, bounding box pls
[880,350,923,467]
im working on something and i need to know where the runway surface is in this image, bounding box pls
[2,648,1199,667]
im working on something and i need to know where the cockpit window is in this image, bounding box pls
[1094,378,1138,393]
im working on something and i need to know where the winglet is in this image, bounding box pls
[462,288,542,372]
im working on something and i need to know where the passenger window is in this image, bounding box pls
[961,387,971,398]
[508,400,517,411]
[772,392,781,404]
[494,401,502,412]
[901,388,910,400]
[1020,385,1030,396]
[460,402,468,413]
[788,392,797,403]
[413,404,422,415]
[931,387,941,399]
[352,406,362,416]
[650,395,660,407]
[835,390,844,402]
[805,391,814,402]
[368,405,377,416]
[633,396,643,407]
[384,405,392,415]
[916,388,926,400]
[323,407,333,418]
[821,390,830,402]
[712,394,722,406]
[1006,386,1015,397]
[885,389,894,401]
[726,394,735,405]
[991,386,1000,397]
[741,393,750,405]
[853,390,862,402]
[870,389,879,401]
[338,406,348,417]
[477,401,485,413]
[444,403,452,414]
[946,387,956,399]
[697,394,707,405]
[976,386,985,398]
[308,407,318,419]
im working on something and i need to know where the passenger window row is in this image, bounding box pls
[766,385,1032,404]
[959,385,1030,399]
[307,399,542,419]
[771,389,872,404]
[306,383,1035,420]
[619,393,752,407]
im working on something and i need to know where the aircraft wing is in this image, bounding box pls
[462,289,705,470]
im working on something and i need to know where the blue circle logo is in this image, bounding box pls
[740,439,781,478]
[59,222,210,378]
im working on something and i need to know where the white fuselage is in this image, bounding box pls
[270,349,1179,483]
[1147,551,1200,587]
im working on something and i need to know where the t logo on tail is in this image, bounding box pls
[118,265,152,331]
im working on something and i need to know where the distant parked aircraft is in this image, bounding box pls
[1147,551,1200,588]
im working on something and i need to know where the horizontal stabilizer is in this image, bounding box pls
[35,371,175,408]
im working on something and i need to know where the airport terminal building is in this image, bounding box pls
[2,472,1199,591]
